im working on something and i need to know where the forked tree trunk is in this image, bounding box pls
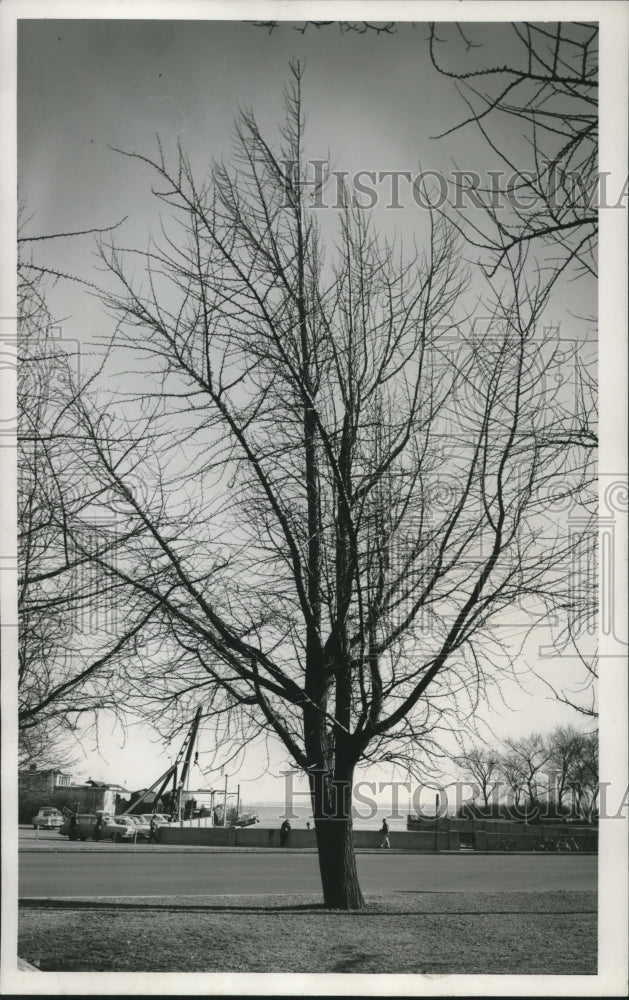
[314,812,365,910]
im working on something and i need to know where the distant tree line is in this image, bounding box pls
[455,726,598,822]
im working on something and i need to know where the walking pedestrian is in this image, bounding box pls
[380,818,390,848]
[280,818,291,847]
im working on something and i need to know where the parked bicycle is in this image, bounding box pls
[556,836,579,852]
[495,838,517,851]
[531,836,556,852]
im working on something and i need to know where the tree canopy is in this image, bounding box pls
[45,62,598,906]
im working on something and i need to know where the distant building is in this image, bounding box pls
[83,779,131,813]
[19,765,73,795]
[18,766,130,819]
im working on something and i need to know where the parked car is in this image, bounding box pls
[115,815,151,840]
[59,811,144,842]
[59,812,98,840]
[32,807,64,829]
[138,813,170,826]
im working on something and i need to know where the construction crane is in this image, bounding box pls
[120,707,203,822]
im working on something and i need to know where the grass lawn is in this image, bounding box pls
[19,890,596,975]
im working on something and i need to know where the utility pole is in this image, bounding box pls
[434,793,440,852]
[223,774,228,826]
[184,750,191,822]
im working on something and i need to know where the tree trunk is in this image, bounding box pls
[314,812,365,910]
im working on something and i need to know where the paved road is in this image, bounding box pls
[20,850,596,898]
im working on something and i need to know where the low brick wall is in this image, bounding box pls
[485,830,597,852]
[157,822,597,851]
[158,825,237,846]
[158,826,450,851]
[408,816,598,853]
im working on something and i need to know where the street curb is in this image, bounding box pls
[19,845,598,856]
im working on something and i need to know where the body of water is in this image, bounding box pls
[245,802,429,831]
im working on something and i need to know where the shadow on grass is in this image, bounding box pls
[19,898,596,916]
[20,898,328,914]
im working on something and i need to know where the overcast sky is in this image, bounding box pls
[16,19,598,800]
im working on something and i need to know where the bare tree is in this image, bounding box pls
[501,733,553,815]
[455,746,502,810]
[66,63,594,908]
[429,22,599,719]
[251,23,599,454]
[254,19,598,279]
[538,579,598,718]
[17,226,154,754]
[546,724,589,811]
[253,21,398,36]
[429,21,598,279]
[562,728,598,820]
[17,717,79,773]
[500,754,526,811]
[455,724,598,819]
